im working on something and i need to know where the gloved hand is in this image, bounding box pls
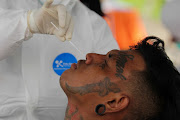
[27,0,73,41]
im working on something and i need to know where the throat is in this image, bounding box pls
[65,102,84,120]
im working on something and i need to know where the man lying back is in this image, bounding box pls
[60,36,180,120]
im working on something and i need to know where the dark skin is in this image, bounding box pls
[65,102,84,120]
[65,105,78,120]
[65,77,121,97]
[115,52,134,80]
[60,49,146,120]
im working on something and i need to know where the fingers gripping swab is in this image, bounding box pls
[51,22,85,56]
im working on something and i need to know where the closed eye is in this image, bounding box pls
[108,53,112,58]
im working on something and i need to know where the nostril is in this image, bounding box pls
[85,57,91,64]
[85,53,92,64]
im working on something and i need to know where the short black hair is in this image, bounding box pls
[130,36,180,120]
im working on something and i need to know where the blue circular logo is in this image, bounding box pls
[53,53,77,76]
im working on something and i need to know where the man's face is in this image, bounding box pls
[60,49,146,102]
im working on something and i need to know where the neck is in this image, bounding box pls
[64,101,126,120]
[64,102,84,120]
[64,100,99,120]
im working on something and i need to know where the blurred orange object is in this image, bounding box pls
[104,10,147,50]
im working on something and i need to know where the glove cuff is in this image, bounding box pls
[27,10,40,33]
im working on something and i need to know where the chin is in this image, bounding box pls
[59,69,73,96]
[60,69,72,81]
[59,71,68,92]
[59,79,68,97]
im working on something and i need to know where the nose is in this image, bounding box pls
[85,53,105,64]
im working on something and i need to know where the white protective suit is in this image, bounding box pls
[0,0,119,120]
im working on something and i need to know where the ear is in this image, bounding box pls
[105,94,129,113]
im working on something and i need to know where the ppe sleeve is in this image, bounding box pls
[0,8,32,61]
[88,10,119,54]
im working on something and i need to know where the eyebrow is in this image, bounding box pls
[115,52,134,80]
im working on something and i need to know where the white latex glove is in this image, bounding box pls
[27,0,73,41]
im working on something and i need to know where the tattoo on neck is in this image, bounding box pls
[65,77,121,97]
[65,104,84,120]
[79,115,84,120]
[65,105,78,120]
[115,52,134,80]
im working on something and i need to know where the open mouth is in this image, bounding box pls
[71,60,86,70]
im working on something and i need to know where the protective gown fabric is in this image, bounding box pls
[0,0,119,120]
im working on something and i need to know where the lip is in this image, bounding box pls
[71,60,85,70]
[71,63,77,70]
[77,60,85,68]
